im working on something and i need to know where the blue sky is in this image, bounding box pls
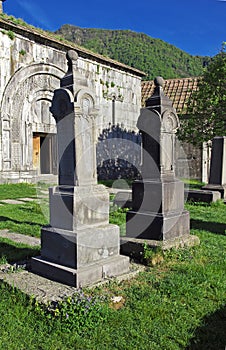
[3,0,226,57]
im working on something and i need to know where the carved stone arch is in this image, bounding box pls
[75,88,97,118]
[0,63,64,172]
[161,109,179,133]
[28,89,56,130]
[137,108,161,139]
[75,88,96,105]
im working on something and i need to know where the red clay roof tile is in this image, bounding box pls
[142,77,199,114]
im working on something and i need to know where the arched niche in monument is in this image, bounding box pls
[161,109,179,175]
[0,63,64,175]
[75,89,99,186]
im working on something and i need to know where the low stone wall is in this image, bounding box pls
[97,125,202,181]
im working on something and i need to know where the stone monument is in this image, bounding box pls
[202,136,226,199]
[31,50,130,287]
[121,77,199,256]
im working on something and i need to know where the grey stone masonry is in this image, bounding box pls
[123,77,198,247]
[31,50,129,287]
[0,17,143,183]
[202,136,226,199]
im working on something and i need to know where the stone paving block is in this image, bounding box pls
[0,230,40,246]
[0,199,24,204]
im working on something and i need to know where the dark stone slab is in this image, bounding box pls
[185,189,221,203]
[202,137,226,199]
[126,210,190,241]
[208,137,226,185]
[202,184,226,200]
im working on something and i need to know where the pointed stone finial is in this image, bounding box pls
[154,76,164,88]
[66,49,79,71]
[65,49,78,77]
[60,50,87,92]
[145,76,172,110]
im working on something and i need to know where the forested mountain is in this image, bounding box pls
[55,24,210,80]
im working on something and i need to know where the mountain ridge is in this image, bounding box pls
[55,24,210,80]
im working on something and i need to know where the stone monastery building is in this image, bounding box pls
[0,15,145,182]
[0,12,205,183]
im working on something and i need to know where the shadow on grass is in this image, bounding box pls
[187,305,226,350]
[0,241,40,263]
[190,219,226,235]
[0,215,43,227]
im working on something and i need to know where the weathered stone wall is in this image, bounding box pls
[0,19,204,183]
[96,124,202,181]
[97,124,142,180]
[175,140,202,180]
[0,19,142,182]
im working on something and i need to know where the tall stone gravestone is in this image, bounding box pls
[121,77,199,254]
[32,50,129,287]
[202,136,226,199]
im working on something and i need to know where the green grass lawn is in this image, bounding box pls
[0,183,37,200]
[0,184,225,349]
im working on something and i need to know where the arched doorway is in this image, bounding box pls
[0,63,64,181]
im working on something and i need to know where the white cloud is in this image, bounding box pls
[16,0,53,30]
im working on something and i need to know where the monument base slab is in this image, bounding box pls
[40,225,120,269]
[31,255,130,288]
[185,189,221,203]
[126,210,190,240]
[120,235,200,262]
[202,184,226,200]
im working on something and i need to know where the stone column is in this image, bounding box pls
[32,50,129,287]
[202,136,226,199]
[121,77,199,254]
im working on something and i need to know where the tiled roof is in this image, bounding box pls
[141,77,200,114]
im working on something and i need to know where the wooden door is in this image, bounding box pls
[40,136,51,174]
[33,136,40,171]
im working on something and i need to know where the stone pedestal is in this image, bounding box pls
[202,136,226,199]
[32,255,130,288]
[31,50,129,287]
[126,178,190,241]
[32,180,129,288]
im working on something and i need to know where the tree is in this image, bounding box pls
[178,43,226,146]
